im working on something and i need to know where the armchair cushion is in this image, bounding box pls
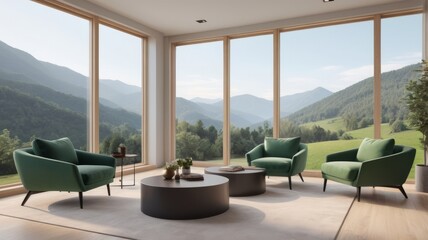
[321,161,362,181]
[356,138,395,162]
[77,165,115,185]
[32,137,78,164]
[264,137,300,158]
[252,157,292,174]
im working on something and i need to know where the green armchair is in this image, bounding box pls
[246,137,308,190]
[13,137,116,209]
[321,138,416,201]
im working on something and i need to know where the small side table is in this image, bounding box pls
[112,154,138,189]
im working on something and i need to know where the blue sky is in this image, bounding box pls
[0,0,422,97]
[0,0,141,87]
[177,15,421,100]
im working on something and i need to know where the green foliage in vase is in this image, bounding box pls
[405,60,428,165]
[165,161,179,170]
[177,157,193,169]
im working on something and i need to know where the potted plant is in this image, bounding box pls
[405,60,428,192]
[177,157,193,175]
[164,161,179,180]
[118,143,126,156]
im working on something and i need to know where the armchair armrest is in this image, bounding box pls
[355,146,416,187]
[246,144,264,166]
[290,144,308,175]
[76,150,116,168]
[326,148,359,162]
[13,149,84,192]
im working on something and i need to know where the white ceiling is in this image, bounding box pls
[85,0,408,36]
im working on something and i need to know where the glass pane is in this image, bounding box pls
[99,25,143,165]
[381,14,422,179]
[230,34,273,165]
[280,21,373,170]
[175,41,223,163]
[0,0,90,186]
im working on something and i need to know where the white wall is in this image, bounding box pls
[60,0,166,167]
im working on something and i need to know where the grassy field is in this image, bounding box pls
[0,174,20,186]
[301,117,345,132]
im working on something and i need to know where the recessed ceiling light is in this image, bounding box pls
[323,0,334,2]
[196,19,207,23]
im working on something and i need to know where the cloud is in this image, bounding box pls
[320,65,341,71]
[339,65,374,84]
[176,75,223,99]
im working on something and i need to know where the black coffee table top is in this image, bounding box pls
[141,174,228,189]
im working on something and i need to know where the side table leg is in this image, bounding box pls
[133,160,136,186]
[121,157,124,189]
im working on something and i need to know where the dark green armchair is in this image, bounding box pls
[13,137,116,209]
[246,137,308,190]
[321,138,416,201]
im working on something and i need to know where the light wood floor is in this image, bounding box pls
[337,185,428,240]
[1,179,427,240]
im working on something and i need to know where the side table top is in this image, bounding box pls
[111,153,138,158]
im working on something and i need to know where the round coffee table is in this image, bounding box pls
[141,175,229,219]
[204,167,266,196]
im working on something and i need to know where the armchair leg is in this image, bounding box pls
[288,176,292,190]
[107,184,111,196]
[21,191,32,206]
[323,179,327,192]
[298,173,304,182]
[79,192,83,209]
[21,191,43,206]
[398,185,408,199]
[357,187,361,202]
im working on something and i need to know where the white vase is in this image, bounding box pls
[182,167,191,175]
[416,164,428,192]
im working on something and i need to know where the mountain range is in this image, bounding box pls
[177,87,333,129]
[0,39,419,145]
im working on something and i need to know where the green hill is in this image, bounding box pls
[0,86,89,148]
[0,75,141,130]
[288,64,420,126]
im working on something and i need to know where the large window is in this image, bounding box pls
[0,0,90,186]
[230,35,273,165]
[175,41,224,162]
[381,14,422,178]
[0,1,147,188]
[173,13,423,174]
[280,21,374,170]
[99,24,144,165]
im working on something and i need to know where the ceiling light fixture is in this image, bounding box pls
[196,19,207,23]
[323,0,334,2]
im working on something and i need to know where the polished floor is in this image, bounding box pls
[0,169,427,240]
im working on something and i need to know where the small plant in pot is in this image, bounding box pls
[177,157,193,175]
[405,60,428,192]
[164,161,179,180]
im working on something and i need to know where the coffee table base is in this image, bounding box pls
[141,175,229,219]
[205,167,266,196]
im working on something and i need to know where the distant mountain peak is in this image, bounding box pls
[191,97,222,104]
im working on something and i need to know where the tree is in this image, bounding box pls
[0,129,21,175]
[405,60,428,165]
[390,119,407,133]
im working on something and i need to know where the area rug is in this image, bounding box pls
[0,168,355,240]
